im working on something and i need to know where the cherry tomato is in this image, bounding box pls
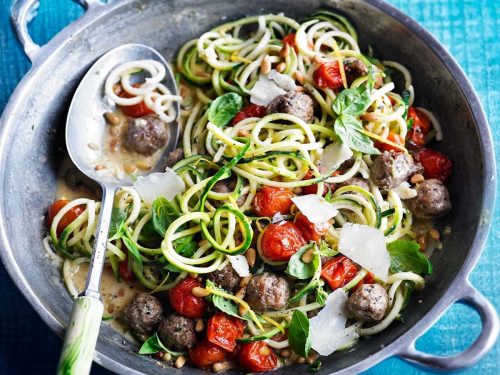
[118,259,135,282]
[302,170,326,196]
[239,341,278,373]
[406,107,432,148]
[375,131,404,152]
[118,83,154,118]
[321,256,358,290]
[282,33,298,52]
[207,313,244,352]
[169,278,208,319]
[253,186,294,217]
[415,148,453,182]
[47,199,85,235]
[352,272,374,292]
[313,62,343,90]
[189,339,227,368]
[232,104,267,125]
[294,212,331,243]
[260,221,307,262]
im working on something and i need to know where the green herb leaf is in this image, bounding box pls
[332,85,371,117]
[401,280,415,309]
[307,358,322,372]
[207,93,243,127]
[407,117,414,131]
[206,280,241,318]
[315,283,328,306]
[288,310,311,357]
[109,206,127,240]
[152,197,179,237]
[402,89,411,119]
[387,240,433,275]
[173,235,197,257]
[122,235,143,274]
[318,240,337,258]
[286,244,318,280]
[139,333,186,357]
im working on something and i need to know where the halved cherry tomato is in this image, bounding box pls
[375,131,404,152]
[321,256,358,290]
[301,170,327,196]
[353,272,374,292]
[207,313,244,352]
[294,212,331,243]
[406,107,432,149]
[415,148,452,182]
[232,104,267,125]
[253,186,294,217]
[282,33,298,52]
[189,339,226,368]
[118,259,135,282]
[47,199,85,235]
[118,83,154,118]
[313,62,343,90]
[239,341,278,373]
[260,221,307,262]
[169,278,208,319]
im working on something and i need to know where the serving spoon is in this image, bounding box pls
[57,44,180,374]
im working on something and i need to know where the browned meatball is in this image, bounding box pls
[266,91,314,123]
[338,177,370,191]
[406,179,452,219]
[165,147,184,168]
[158,314,197,350]
[370,151,422,189]
[344,59,383,88]
[120,293,163,335]
[207,263,241,293]
[347,284,388,322]
[126,115,168,155]
[245,272,290,311]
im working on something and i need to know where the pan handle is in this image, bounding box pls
[398,281,499,371]
[10,0,102,63]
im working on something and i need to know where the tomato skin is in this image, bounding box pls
[302,170,327,196]
[406,107,432,148]
[282,33,298,52]
[294,212,331,243]
[313,62,343,90]
[415,148,453,182]
[321,256,358,290]
[47,199,85,235]
[118,84,154,118]
[232,104,267,125]
[375,131,404,152]
[253,186,294,217]
[118,259,135,282]
[169,278,208,319]
[260,221,307,262]
[189,339,227,368]
[353,272,374,292]
[239,342,278,373]
[207,313,244,352]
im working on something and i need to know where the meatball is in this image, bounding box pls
[245,272,290,311]
[338,177,370,191]
[370,151,422,189]
[126,115,168,155]
[344,59,383,88]
[158,314,197,350]
[266,91,314,123]
[406,179,452,219]
[211,175,247,206]
[347,284,388,322]
[165,147,184,168]
[207,264,241,293]
[119,293,163,335]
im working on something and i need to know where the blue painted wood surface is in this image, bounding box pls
[0,0,498,373]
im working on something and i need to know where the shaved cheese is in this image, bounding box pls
[227,255,250,277]
[133,169,185,206]
[249,74,286,106]
[393,181,417,199]
[291,194,338,224]
[272,212,285,224]
[268,70,297,91]
[318,141,353,173]
[338,223,390,281]
[310,289,359,356]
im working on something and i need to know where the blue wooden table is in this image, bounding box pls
[0,0,498,374]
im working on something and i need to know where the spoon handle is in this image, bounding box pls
[57,186,116,375]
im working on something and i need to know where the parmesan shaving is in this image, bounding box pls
[133,169,185,206]
[291,194,338,224]
[227,255,250,277]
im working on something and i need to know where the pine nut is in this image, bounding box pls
[195,319,205,332]
[280,349,291,358]
[235,287,246,300]
[306,353,318,364]
[312,55,324,65]
[212,361,231,372]
[245,248,256,268]
[411,173,424,184]
[276,62,286,73]
[238,304,248,316]
[259,345,271,356]
[417,234,427,251]
[295,85,305,92]
[124,163,137,175]
[174,355,186,368]
[191,286,210,298]
[296,356,306,364]
[104,112,121,126]
[239,275,252,288]
[109,126,121,136]
[87,142,99,151]
[189,272,198,279]
[280,43,290,58]
[95,164,106,171]
[301,248,314,264]
[294,70,305,85]
[136,161,151,170]
[260,56,271,74]
[238,129,250,137]
[161,352,172,362]
[429,228,440,241]
[109,139,121,152]
[293,187,303,194]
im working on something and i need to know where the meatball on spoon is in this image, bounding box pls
[57,44,180,374]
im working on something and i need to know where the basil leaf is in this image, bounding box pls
[207,93,243,127]
[109,206,127,240]
[387,240,433,275]
[318,240,337,258]
[122,235,143,274]
[139,333,186,356]
[315,283,328,306]
[401,280,415,309]
[288,310,311,357]
[152,197,179,237]
[332,85,371,117]
[206,280,242,318]
[307,358,322,373]
[335,115,379,155]
[173,235,197,257]
[402,89,411,119]
[286,244,318,279]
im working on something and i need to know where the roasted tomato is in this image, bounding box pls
[406,107,432,148]
[375,131,404,152]
[415,148,452,182]
[118,259,135,282]
[302,170,326,196]
[207,313,244,352]
[294,212,331,243]
[189,339,227,368]
[232,104,267,125]
[260,221,307,262]
[239,341,278,373]
[47,199,85,235]
[321,256,358,290]
[118,83,154,118]
[353,272,374,292]
[169,278,208,319]
[282,33,298,52]
[253,186,294,217]
[313,62,343,90]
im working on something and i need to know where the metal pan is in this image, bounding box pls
[1,0,498,374]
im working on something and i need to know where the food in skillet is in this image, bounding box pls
[44,11,453,372]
